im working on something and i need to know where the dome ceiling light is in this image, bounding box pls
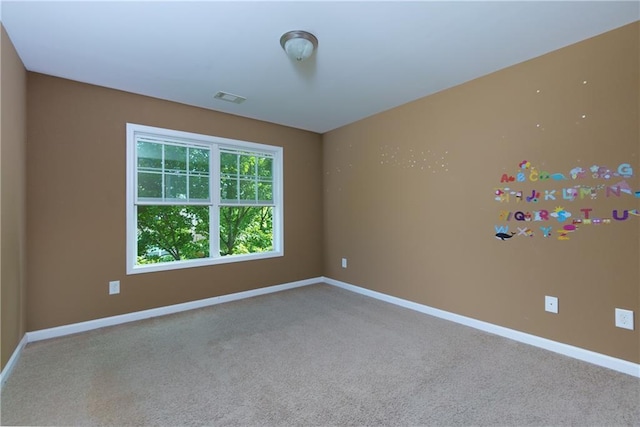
[280,30,318,62]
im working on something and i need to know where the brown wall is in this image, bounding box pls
[1,24,28,370]
[26,74,323,331]
[10,21,640,367]
[323,23,639,363]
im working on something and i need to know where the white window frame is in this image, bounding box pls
[126,123,283,275]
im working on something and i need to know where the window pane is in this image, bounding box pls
[221,152,238,175]
[137,142,163,170]
[165,174,187,200]
[189,148,209,174]
[258,157,272,179]
[219,206,273,256]
[239,155,255,177]
[164,145,187,173]
[138,172,162,198]
[257,182,273,202]
[137,205,209,264]
[220,178,237,202]
[189,176,209,201]
[239,179,256,201]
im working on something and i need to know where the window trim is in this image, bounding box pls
[126,123,284,275]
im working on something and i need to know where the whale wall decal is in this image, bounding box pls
[495,232,516,241]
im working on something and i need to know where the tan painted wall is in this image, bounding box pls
[323,23,639,363]
[12,21,640,367]
[26,73,323,331]
[1,24,28,370]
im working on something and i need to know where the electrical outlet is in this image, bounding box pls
[615,308,634,330]
[545,296,558,314]
[341,258,347,268]
[109,280,120,295]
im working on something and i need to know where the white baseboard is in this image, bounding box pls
[7,276,638,385]
[27,277,322,343]
[322,277,640,378]
[2,277,319,388]
[0,333,28,388]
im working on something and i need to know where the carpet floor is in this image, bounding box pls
[1,283,639,426]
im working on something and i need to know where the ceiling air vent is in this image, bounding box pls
[213,91,246,104]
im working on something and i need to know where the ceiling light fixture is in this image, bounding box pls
[280,30,318,62]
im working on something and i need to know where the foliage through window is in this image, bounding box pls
[127,124,283,274]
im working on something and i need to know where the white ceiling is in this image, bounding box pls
[1,1,638,134]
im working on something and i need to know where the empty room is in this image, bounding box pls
[1,1,639,425]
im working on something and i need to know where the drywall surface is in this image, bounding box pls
[1,24,27,369]
[323,23,639,363]
[26,74,323,330]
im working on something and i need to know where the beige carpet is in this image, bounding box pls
[1,283,639,426]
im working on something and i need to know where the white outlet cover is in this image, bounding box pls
[341,258,347,268]
[109,280,120,295]
[615,308,634,330]
[545,296,558,314]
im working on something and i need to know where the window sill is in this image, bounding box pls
[127,251,283,275]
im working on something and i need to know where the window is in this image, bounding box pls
[126,123,283,274]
